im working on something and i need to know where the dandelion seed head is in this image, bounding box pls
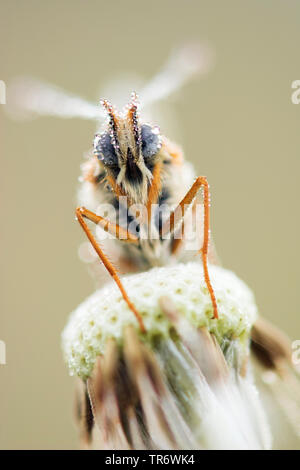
[62,262,258,378]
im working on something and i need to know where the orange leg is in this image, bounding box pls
[160,177,218,319]
[75,207,145,332]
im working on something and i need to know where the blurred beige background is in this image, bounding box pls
[0,0,299,449]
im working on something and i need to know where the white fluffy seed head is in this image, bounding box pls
[62,262,258,378]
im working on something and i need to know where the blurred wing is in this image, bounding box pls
[6,42,214,124]
[139,42,214,109]
[6,76,105,122]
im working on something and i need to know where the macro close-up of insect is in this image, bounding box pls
[8,45,220,332]
[2,0,300,452]
[8,45,299,450]
[76,93,219,332]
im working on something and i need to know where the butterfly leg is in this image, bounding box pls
[75,206,145,332]
[160,176,218,319]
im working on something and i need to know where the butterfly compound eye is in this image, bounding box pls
[93,132,118,167]
[141,125,162,160]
